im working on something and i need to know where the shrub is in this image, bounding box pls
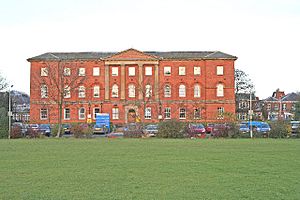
[157,120,186,138]
[10,126,23,139]
[26,128,40,138]
[269,121,289,138]
[123,123,143,138]
[71,123,93,138]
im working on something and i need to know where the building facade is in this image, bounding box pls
[263,89,300,120]
[236,93,263,121]
[28,48,237,125]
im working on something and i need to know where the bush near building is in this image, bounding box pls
[157,120,186,138]
[269,121,290,138]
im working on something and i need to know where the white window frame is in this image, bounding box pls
[79,108,85,120]
[164,85,171,97]
[164,107,171,119]
[128,67,135,76]
[112,67,118,76]
[93,67,100,76]
[41,84,48,98]
[64,108,70,120]
[179,66,186,76]
[128,84,135,98]
[93,108,100,119]
[267,104,271,110]
[145,84,152,98]
[145,67,152,76]
[64,85,71,98]
[164,66,171,76]
[78,68,85,76]
[78,86,85,98]
[179,108,186,119]
[217,83,224,97]
[94,85,100,98]
[194,84,200,98]
[41,67,48,76]
[112,108,119,120]
[179,84,186,97]
[64,68,71,76]
[194,66,201,75]
[282,104,287,110]
[112,84,119,98]
[40,108,48,120]
[217,107,224,119]
[145,107,152,119]
[217,66,224,75]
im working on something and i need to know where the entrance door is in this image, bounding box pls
[127,109,136,123]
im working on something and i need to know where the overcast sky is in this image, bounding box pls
[0,0,299,98]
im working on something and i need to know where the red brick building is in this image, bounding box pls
[28,48,237,125]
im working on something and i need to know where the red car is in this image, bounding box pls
[187,123,206,136]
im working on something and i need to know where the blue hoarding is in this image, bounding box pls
[95,113,110,133]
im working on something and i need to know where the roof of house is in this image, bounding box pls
[27,49,237,61]
[263,92,300,102]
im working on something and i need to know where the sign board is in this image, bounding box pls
[95,113,110,132]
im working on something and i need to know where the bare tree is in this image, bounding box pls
[0,72,9,92]
[31,59,86,137]
[235,69,255,94]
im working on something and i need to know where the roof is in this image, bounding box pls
[281,93,300,101]
[263,92,300,102]
[27,49,237,61]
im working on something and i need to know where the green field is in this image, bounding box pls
[0,138,299,200]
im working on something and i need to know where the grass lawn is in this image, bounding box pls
[0,138,299,200]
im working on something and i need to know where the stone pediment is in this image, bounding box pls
[104,48,158,61]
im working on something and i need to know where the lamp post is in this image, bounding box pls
[8,85,13,139]
[249,91,253,138]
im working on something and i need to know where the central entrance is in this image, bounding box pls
[125,105,139,123]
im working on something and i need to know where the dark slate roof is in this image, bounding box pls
[27,50,237,61]
[281,93,300,101]
[263,97,278,102]
[236,93,256,100]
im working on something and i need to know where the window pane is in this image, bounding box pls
[217,84,224,97]
[164,107,171,119]
[145,85,152,97]
[41,85,48,98]
[40,109,48,120]
[128,67,135,76]
[145,107,151,119]
[112,84,118,97]
[179,67,185,75]
[41,68,48,76]
[64,108,70,120]
[112,67,118,76]
[112,108,119,119]
[164,85,171,97]
[128,84,135,97]
[94,86,100,98]
[179,108,186,119]
[194,84,200,97]
[79,68,85,76]
[179,85,186,97]
[217,66,223,75]
[93,67,100,76]
[145,67,152,76]
[194,67,201,75]
[79,108,85,119]
[78,86,85,98]
[64,68,71,76]
[164,67,171,76]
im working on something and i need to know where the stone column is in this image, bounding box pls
[120,64,126,100]
[138,64,143,100]
[154,64,159,100]
[105,65,110,100]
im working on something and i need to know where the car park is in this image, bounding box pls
[143,124,159,137]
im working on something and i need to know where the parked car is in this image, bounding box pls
[63,124,72,134]
[239,124,250,133]
[187,123,206,136]
[39,124,51,137]
[206,123,215,134]
[291,121,300,135]
[143,124,159,137]
[28,124,39,131]
[93,124,109,134]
